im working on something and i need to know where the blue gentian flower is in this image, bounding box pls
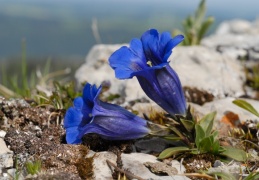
[109,29,187,116]
[64,83,150,144]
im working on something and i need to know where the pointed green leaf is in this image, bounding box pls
[211,131,219,139]
[158,146,190,159]
[199,111,216,136]
[180,119,194,132]
[198,136,213,153]
[194,0,206,28]
[195,124,206,148]
[243,172,259,180]
[163,135,182,141]
[211,139,220,154]
[220,146,248,161]
[168,126,185,139]
[197,16,214,43]
[233,99,259,117]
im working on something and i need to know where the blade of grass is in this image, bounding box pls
[21,38,28,91]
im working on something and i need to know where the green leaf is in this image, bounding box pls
[233,99,259,117]
[195,124,206,149]
[197,16,214,43]
[199,111,216,136]
[211,131,218,139]
[244,172,259,180]
[211,139,220,154]
[163,135,182,141]
[198,136,213,153]
[220,146,248,161]
[158,146,190,159]
[180,119,194,132]
[168,126,185,139]
[194,0,206,28]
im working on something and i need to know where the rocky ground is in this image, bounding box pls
[1,19,259,180]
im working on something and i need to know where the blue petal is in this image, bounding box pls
[159,31,172,52]
[79,120,149,140]
[73,97,84,109]
[141,29,163,65]
[78,123,121,139]
[91,116,150,136]
[137,66,186,115]
[64,107,83,128]
[93,100,147,126]
[155,66,186,115]
[109,39,147,79]
[66,126,82,144]
[83,83,98,105]
[137,74,173,112]
[163,35,184,61]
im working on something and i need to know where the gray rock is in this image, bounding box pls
[134,137,174,154]
[0,131,6,139]
[208,161,246,179]
[0,138,13,179]
[201,19,259,61]
[216,19,259,35]
[190,97,259,127]
[170,46,245,98]
[0,138,13,169]
[215,19,253,35]
[90,151,190,180]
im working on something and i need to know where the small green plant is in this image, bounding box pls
[172,0,214,45]
[35,81,82,110]
[245,64,259,90]
[25,160,42,175]
[158,110,248,162]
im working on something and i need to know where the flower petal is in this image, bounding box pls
[64,107,83,128]
[141,29,162,65]
[73,97,84,109]
[66,126,82,144]
[109,39,147,79]
[93,100,147,126]
[83,83,99,104]
[79,118,149,140]
[92,116,149,136]
[155,66,186,115]
[163,35,184,61]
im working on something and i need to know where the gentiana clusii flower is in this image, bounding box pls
[109,29,187,116]
[64,83,150,144]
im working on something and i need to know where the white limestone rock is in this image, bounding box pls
[0,138,13,171]
[215,19,259,35]
[215,19,253,35]
[190,97,259,128]
[90,151,190,180]
[170,46,245,98]
[201,19,259,60]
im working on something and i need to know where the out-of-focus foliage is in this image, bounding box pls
[172,0,214,46]
[245,64,259,91]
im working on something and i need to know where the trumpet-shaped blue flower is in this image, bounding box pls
[64,83,150,144]
[109,29,187,115]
